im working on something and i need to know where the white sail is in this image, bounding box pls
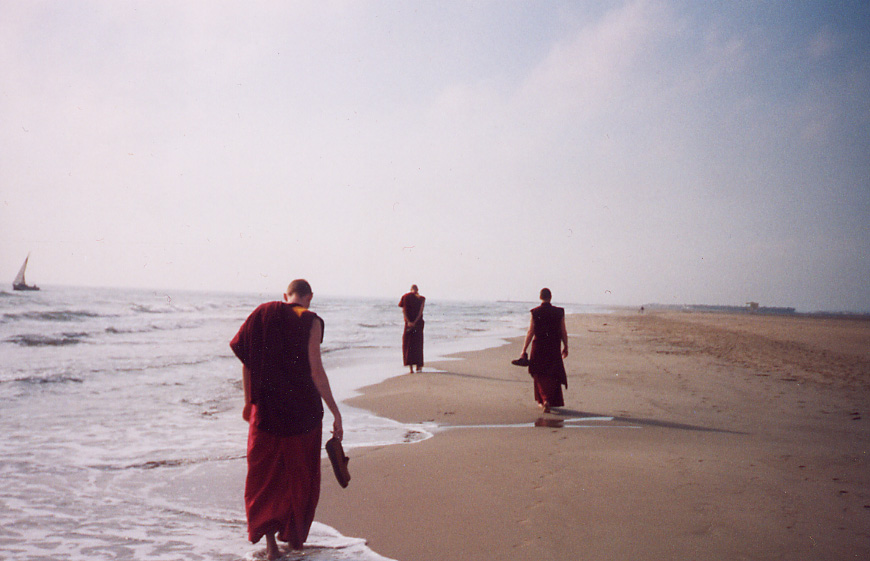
[14,254,29,286]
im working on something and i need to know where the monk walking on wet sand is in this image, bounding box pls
[520,288,569,412]
[230,279,343,560]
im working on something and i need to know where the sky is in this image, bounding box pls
[1,1,868,312]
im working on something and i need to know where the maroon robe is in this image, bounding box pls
[528,302,568,407]
[245,405,321,549]
[399,292,424,367]
[230,301,325,548]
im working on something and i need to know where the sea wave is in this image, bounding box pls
[4,374,85,385]
[148,320,203,331]
[4,332,90,346]
[321,344,356,355]
[357,321,396,329]
[104,321,202,335]
[130,304,169,314]
[87,356,216,375]
[90,454,245,471]
[104,325,154,335]
[2,310,105,322]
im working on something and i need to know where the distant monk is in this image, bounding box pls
[399,284,426,373]
[520,288,568,412]
[230,279,343,560]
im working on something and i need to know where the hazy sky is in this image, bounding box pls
[2,1,868,311]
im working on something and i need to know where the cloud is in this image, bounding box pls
[517,0,664,120]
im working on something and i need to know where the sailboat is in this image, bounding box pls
[13,253,40,291]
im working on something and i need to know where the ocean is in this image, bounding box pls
[0,285,586,560]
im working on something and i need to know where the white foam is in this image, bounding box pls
[242,523,397,560]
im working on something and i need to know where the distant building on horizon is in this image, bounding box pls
[642,302,796,315]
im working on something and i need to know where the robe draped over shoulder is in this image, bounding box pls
[230,301,324,436]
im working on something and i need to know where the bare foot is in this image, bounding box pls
[265,533,280,560]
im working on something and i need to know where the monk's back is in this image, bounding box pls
[231,301,324,435]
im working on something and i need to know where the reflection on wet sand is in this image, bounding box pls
[437,415,640,430]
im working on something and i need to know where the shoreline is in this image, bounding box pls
[318,310,870,561]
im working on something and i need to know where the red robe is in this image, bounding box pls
[399,292,425,367]
[230,301,325,548]
[528,303,568,407]
[244,405,321,549]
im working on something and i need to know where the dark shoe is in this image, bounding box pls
[325,437,351,488]
[511,352,529,367]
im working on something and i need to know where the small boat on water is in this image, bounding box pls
[13,253,40,291]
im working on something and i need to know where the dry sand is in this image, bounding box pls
[318,311,870,561]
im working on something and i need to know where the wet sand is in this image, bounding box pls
[318,311,870,561]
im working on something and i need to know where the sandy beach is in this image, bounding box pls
[318,310,870,561]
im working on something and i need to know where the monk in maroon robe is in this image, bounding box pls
[399,284,426,373]
[521,288,569,412]
[230,279,343,560]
